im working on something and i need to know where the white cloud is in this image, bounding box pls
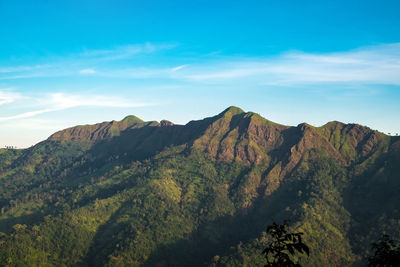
[1,43,400,86]
[1,43,399,85]
[171,65,187,72]
[0,43,177,80]
[0,90,21,105]
[58,43,400,86]
[0,108,57,122]
[178,43,400,86]
[0,92,155,122]
[0,65,46,73]
[79,68,96,75]
[80,42,177,61]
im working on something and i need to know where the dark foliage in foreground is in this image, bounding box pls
[263,221,309,267]
[368,235,400,267]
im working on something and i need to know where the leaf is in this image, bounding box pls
[287,244,295,255]
[303,245,310,256]
[262,247,270,254]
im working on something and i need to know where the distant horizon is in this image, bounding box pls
[1,1,400,147]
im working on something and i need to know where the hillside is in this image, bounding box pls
[0,106,399,266]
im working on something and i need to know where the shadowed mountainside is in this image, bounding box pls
[0,106,399,266]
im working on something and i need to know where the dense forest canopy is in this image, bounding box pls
[0,106,399,266]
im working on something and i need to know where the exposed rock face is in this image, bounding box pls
[47,106,389,168]
[160,120,174,127]
[48,117,144,142]
[45,107,391,206]
[190,107,288,165]
[1,106,398,267]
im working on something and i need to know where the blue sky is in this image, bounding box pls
[1,0,400,147]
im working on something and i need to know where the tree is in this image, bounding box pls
[262,221,309,267]
[368,234,400,267]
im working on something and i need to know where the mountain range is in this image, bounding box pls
[0,106,399,266]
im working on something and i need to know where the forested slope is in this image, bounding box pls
[0,107,399,266]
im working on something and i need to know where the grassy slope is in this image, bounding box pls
[0,108,398,266]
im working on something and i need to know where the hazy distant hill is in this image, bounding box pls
[0,106,399,266]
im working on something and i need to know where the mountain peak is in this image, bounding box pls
[48,115,145,142]
[160,120,174,127]
[219,106,245,116]
[121,115,143,124]
[2,107,398,267]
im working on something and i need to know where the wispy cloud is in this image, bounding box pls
[33,42,398,86]
[171,65,187,72]
[0,89,21,105]
[98,67,177,79]
[0,42,177,80]
[79,68,96,75]
[1,43,399,86]
[0,108,57,122]
[0,92,155,122]
[79,42,177,61]
[179,43,400,85]
[0,65,46,73]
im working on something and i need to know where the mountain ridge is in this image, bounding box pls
[0,106,399,266]
[46,106,390,167]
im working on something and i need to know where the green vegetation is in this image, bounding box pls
[0,107,399,266]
